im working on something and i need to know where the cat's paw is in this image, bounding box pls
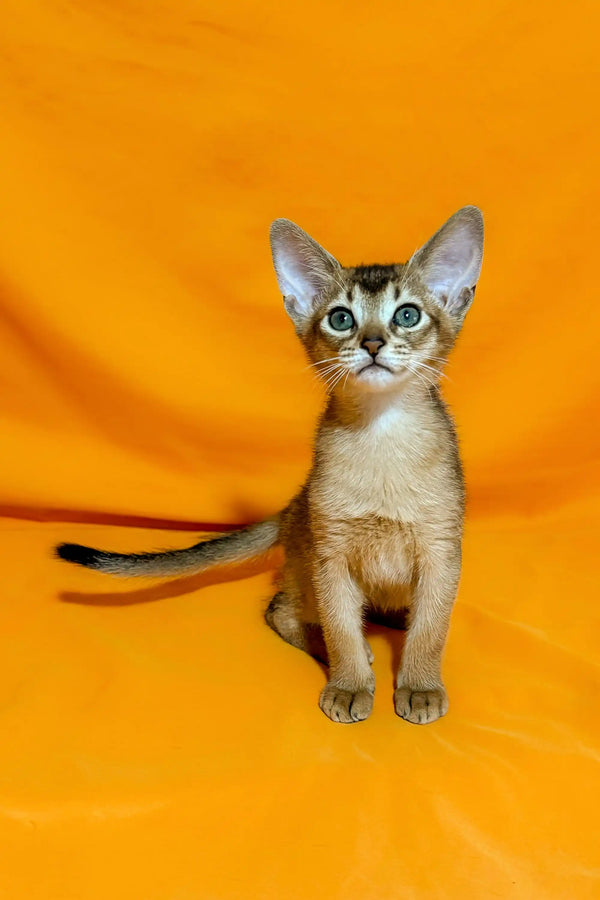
[319,683,374,723]
[394,686,448,724]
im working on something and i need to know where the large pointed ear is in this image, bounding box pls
[407,206,484,320]
[270,219,342,330]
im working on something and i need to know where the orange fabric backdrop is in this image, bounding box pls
[0,2,598,898]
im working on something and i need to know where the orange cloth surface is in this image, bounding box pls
[0,2,598,898]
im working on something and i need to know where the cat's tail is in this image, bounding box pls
[55,517,280,578]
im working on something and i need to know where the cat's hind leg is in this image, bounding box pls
[265,591,374,667]
[265,589,312,652]
[265,561,374,667]
[265,589,329,664]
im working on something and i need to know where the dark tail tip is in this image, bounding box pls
[55,543,103,569]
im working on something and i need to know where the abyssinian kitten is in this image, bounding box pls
[57,206,484,725]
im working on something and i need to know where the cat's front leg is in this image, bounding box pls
[394,537,461,724]
[313,555,375,724]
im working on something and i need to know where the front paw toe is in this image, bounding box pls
[319,683,374,723]
[394,686,448,724]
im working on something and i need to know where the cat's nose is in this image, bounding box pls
[361,337,385,357]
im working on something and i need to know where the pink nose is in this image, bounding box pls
[361,337,385,356]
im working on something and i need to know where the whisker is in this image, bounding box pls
[304,356,341,371]
[415,361,448,381]
[332,367,348,387]
[321,366,344,390]
[315,365,345,381]
[326,367,348,393]
[314,362,343,373]
[423,356,451,375]
[405,362,434,390]
[308,360,344,377]
[390,351,450,384]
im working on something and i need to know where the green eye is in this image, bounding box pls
[328,307,355,331]
[393,304,421,328]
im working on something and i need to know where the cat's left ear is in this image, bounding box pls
[270,219,342,331]
[407,206,484,321]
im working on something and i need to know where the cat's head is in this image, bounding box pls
[270,207,483,394]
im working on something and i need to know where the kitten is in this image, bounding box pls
[57,207,484,725]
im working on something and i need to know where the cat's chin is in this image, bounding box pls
[351,364,403,393]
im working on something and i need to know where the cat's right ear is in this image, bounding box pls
[269,220,342,331]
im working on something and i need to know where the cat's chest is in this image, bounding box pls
[311,410,450,521]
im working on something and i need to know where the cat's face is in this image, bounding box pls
[270,207,483,395]
[302,269,458,394]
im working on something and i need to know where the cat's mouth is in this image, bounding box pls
[357,361,394,375]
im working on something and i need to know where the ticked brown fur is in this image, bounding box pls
[57,207,484,725]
